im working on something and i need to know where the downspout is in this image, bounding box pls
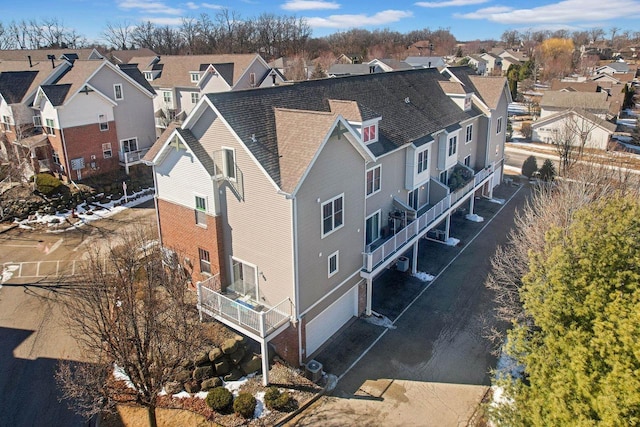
[152,164,162,246]
[59,121,72,181]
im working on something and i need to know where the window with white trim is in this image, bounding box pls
[362,124,377,143]
[366,165,381,196]
[113,84,123,100]
[408,188,419,210]
[328,251,339,277]
[448,135,457,156]
[163,91,172,104]
[99,114,108,131]
[195,195,207,226]
[465,124,473,143]
[439,170,448,184]
[365,210,380,245]
[496,117,503,134]
[45,118,55,135]
[52,150,61,165]
[121,137,138,153]
[321,194,344,237]
[2,116,10,132]
[223,148,236,180]
[417,149,428,173]
[191,92,200,104]
[190,72,200,83]
[464,155,471,167]
[198,248,211,275]
[102,143,112,159]
[144,71,153,80]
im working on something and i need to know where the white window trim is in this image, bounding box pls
[464,155,471,167]
[99,114,108,131]
[222,146,237,182]
[190,72,200,83]
[194,193,208,228]
[365,164,382,198]
[120,137,138,153]
[113,83,123,100]
[496,116,503,134]
[365,209,381,246]
[362,121,378,144]
[45,118,55,136]
[465,124,473,144]
[328,250,339,278]
[448,135,458,157]
[417,148,429,174]
[191,92,200,104]
[321,193,344,238]
[229,256,259,300]
[144,71,153,81]
[163,90,172,104]
[102,142,112,159]
[199,247,212,276]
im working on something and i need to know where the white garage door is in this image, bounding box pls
[306,286,358,356]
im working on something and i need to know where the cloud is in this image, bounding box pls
[456,0,640,24]
[186,1,224,9]
[306,10,413,28]
[415,0,488,7]
[282,0,341,10]
[117,0,182,15]
[140,16,185,25]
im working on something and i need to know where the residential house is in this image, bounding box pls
[327,59,412,77]
[129,54,285,136]
[0,48,105,62]
[406,41,435,56]
[539,91,611,119]
[595,61,630,75]
[404,56,445,69]
[23,58,156,181]
[143,67,510,383]
[531,108,617,150]
[335,53,364,64]
[480,53,503,76]
[464,55,487,76]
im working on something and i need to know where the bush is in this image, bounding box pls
[35,173,63,195]
[205,387,233,412]
[233,392,257,418]
[521,122,533,139]
[521,156,538,178]
[264,386,296,412]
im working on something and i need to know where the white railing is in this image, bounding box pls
[197,279,292,338]
[119,148,151,165]
[363,163,494,273]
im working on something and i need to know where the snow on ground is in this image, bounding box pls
[465,213,484,222]
[1,264,19,286]
[113,364,135,390]
[13,188,154,232]
[413,271,434,282]
[364,312,397,329]
[444,237,460,247]
[488,198,506,205]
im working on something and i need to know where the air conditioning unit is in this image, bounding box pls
[305,360,323,383]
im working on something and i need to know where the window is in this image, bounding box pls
[363,124,377,143]
[249,72,256,86]
[99,114,108,131]
[33,115,42,128]
[190,72,200,83]
[231,259,257,298]
[2,116,10,132]
[121,137,138,153]
[113,84,123,100]
[439,170,448,184]
[448,135,457,156]
[52,150,61,165]
[465,124,473,143]
[195,195,206,226]
[408,188,419,210]
[417,149,428,173]
[198,248,211,275]
[223,148,236,180]
[328,251,339,277]
[365,211,380,245]
[191,92,200,104]
[366,165,381,196]
[163,91,172,104]
[464,155,471,167]
[102,143,112,159]
[496,117,503,134]
[322,194,344,237]
[144,71,153,80]
[45,118,55,135]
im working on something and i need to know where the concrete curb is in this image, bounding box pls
[275,378,331,426]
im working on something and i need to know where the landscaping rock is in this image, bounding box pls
[229,347,245,365]
[193,365,214,381]
[201,377,223,391]
[234,334,248,346]
[183,379,201,394]
[221,339,238,355]
[208,347,223,362]
[223,368,243,382]
[194,351,210,366]
[164,381,183,395]
[174,368,191,384]
[240,355,262,375]
[214,358,231,376]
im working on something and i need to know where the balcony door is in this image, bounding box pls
[365,211,381,246]
[230,258,258,300]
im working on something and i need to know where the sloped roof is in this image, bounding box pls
[550,80,600,92]
[0,48,102,61]
[438,81,468,95]
[0,71,38,103]
[107,48,157,64]
[469,75,508,109]
[176,128,216,175]
[44,60,104,105]
[40,84,71,106]
[540,91,609,112]
[405,56,444,67]
[597,62,630,73]
[275,108,340,193]
[0,59,63,100]
[377,58,413,70]
[328,99,362,121]
[143,122,180,163]
[128,54,259,88]
[328,63,371,75]
[532,108,617,133]
[117,63,156,94]
[205,67,477,187]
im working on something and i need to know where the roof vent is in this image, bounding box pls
[250,134,257,143]
[404,97,410,104]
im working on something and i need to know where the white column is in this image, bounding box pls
[261,338,269,386]
[366,277,372,316]
[445,215,451,239]
[412,242,418,274]
[469,194,475,215]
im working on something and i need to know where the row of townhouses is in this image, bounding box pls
[142,66,510,382]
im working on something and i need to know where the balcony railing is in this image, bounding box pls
[363,163,494,273]
[197,274,293,338]
[119,148,150,165]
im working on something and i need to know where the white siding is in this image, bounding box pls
[58,93,113,129]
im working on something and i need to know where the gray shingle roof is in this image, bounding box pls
[206,67,477,187]
[176,128,216,175]
[0,71,38,103]
[117,63,156,95]
[40,84,71,106]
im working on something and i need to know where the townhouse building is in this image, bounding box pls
[127,54,285,137]
[143,67,510,384]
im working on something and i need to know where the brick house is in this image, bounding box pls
[143,67,510,384]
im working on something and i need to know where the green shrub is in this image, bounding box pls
[233,392,256,418]
[538,159,556,182]
[264,386,296,412]
[521,155,538,178]
[205,387,233,412]
[35,173,63,195]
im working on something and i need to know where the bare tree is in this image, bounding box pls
[550,109,607,174]
[103,21,135,50]
[588,27,605,44]
[56,227,203,427]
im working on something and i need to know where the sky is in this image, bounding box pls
[6,0,640,44]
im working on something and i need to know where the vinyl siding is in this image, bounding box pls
[296,133,366,313]
[199,118,294,309]
[199,74,231,93]
[233,58,268,89]
[58,92,113,129]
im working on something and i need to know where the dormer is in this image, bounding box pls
[438,81,473,112]
[189,71,200,83]
[144,71,153,81]
[361,119,379,144]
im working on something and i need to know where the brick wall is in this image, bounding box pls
[157,198,226,285]
[270,323,300,367]
[358,279,367,315]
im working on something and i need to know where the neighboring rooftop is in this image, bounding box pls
[539,90,609,113]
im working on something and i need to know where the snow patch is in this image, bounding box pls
[113,364,135,390]
[444,237,460,247]
[2,264,19,285]
[413,271,434,282]
[172,391,191,399]
[364,313,396,329]
[465,213,484,222]
[488,198,505,205]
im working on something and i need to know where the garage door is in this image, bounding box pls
[306,285,358,356]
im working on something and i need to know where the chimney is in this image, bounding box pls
[47,54,56,69]
[27,55,32,68]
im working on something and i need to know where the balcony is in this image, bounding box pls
[119,148,150,166]
[196,274,293,340]
[362,163,494,276]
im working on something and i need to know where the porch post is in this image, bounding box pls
[411,242,418,274]
[196,282,203,322]
[445,215,451,239]
[365,277,372,316]
[260,314,269,386]
[469,194,475,215]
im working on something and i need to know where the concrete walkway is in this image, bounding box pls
[288,180,528,426]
